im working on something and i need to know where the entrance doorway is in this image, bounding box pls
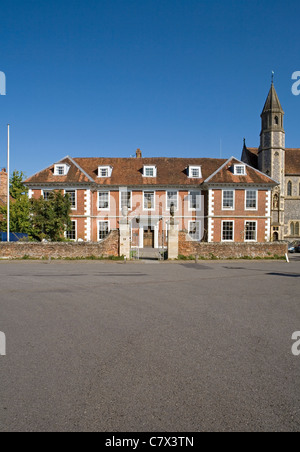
[144,227,155,248]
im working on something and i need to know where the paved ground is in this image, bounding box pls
[0,259,299,432]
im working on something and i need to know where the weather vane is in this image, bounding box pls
[272,71,275,84]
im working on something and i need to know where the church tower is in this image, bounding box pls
[258,80,285,240]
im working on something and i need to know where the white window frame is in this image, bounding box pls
[54,164,69,176]
[42,189,53,201]
[222,190,235,210]
[98,166,113,178]
[65,220,77,241]
[188,191,201,211]
[64,189,77,210]
[166,190,179,211]
[188,220,201,241]
[188,166,202,179]
[143,166,157,178]
[245,190,258,211]
[97,221,110,242]
[222,220,235,242]
[244,221,257,242]
[143,190,156,211]
[234,165,246,176]
[119,189,132,211]
[98,191,110,211]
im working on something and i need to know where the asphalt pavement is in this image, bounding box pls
[0,259,299,432]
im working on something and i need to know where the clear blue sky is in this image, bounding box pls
[0,0,300,177]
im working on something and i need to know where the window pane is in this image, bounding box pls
[223,191,234,209]
[189,222,200,241]
[121,191,131,209]
[65,190,76,209]
[245,222,257,241]
[235,165,246,175]
[222,222,234,241]
[98,222,109,241]
[145,167,155,177]
[246,191,257,209]
[43,191,53,201]
[167,191,178,209]
[144,192,155,209]
[189,192,201,210]
[66,221,76,240]
[98,192,109,209]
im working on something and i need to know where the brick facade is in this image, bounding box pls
[0,169,8,205]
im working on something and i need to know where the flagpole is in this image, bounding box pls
[7,124,10,242]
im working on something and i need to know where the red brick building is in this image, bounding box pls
[25,151,277,246]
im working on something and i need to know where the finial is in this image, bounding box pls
[243,138,246,148]
[271,71,275,85]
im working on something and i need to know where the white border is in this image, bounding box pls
[221,220,235,242]
[244,220,257,242]
[65,220,77,241]
[245,190,258,211]
[65,189,77,210]
[97,190,110,211]
[222,189,235,210]
[97,220,110,242]
[143,190,156,211]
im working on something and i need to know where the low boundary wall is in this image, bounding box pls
[178,231,288,259]
[0,230,119,259]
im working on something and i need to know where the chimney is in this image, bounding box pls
[136,148,142,159]
[0,168,8,203]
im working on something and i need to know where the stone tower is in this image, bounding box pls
[258,81,285,240]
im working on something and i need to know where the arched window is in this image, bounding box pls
[291,222,295,236]
[296,223,300,236]
[287,181,292,197]
[275,116,279,125]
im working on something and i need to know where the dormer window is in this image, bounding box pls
[54,164,69,176]
[143,166,157,178]
[188,166,202,178]
[98,166,112,178]
[234,165,246,176]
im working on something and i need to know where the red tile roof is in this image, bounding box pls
[25,155,278,188]
[243,147,300,175]
[205,158,277,186]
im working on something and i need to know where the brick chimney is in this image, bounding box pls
[0,168,8,203]
[136,148,142,159]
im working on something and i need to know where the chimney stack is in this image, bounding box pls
[136,148,142,159]
[0,168,8,203]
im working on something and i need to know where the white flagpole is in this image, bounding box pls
[7,124,10,242]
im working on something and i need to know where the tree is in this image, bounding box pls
[0,171,32,235]
[30,191,72,242]
[0,171,72,242]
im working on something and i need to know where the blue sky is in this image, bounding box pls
[0,0,299,177]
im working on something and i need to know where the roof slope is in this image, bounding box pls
[205,157,277,186]
[262,83,284,114]
[26,157,228,187]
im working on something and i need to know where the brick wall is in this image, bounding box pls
[0,230,119,259]
[178,231,287,259]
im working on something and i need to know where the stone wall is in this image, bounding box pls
[178,231,287,259]
[0,230,119,259]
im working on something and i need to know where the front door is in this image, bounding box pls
[144,227,154,248]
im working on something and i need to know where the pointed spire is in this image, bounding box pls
[262,80,284,114]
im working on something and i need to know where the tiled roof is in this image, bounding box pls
[243,147,300,175]
[26,157,228,187]
[205,157,277,186]
[285,149,300,175]
[25,155,278,187]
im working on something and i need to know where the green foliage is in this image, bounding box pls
[30,191,72,242]
[0,171,72,242]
